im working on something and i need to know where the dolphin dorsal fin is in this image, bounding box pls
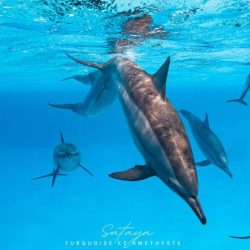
[152,56,170,99]
[204,113,209,128]
[60,131,65,143]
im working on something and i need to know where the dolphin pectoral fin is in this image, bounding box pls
[33,173,67,180]
[152,56,170,99]
[109,165,155,181]
[62,73,95,85]
[33,173,54,180]
[226,98,248,106]
[33,169,67,187]
[196,159,211,167]
[229,235,250,239]
[79,164,94,177]
[49,103,81,113]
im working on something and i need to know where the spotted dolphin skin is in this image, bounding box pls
[62,53,206,224]
[33,131,93,187]
[180,110,232,178]
[226,73,250,106]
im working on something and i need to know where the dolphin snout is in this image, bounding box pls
[222,167,233,178]
[185,197,207,225]
[179,109,191,118]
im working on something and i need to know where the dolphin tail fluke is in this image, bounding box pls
[65,53,104,71]
[79,164,94,177]
[186,197,207,225]
[226,98,247,106]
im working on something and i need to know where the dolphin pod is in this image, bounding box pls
[51,53,207,224]
[33,131,93,187]
[180,110,232,178]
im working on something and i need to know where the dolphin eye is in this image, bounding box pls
[58,153,67,158]
[70,152,79,157]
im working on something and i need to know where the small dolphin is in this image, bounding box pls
[226,73,250,106]
[33,131,93,187]
[60,53,206,224]
[180,110,232,178]
[49,67,116,117]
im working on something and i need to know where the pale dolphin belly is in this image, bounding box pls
[117,83,176,181]
[194,132,216,162]
[113,64,197,198]
[192,128,225,165]
[54,155,80,173]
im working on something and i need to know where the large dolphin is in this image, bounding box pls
[54,53,207,224]
[33,132,93,187]
[180,110,232,178]
[226,73,250,106]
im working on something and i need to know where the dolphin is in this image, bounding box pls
[180,110,232,178]
[226,73,250,106]
[49,69,116,117]
[33,131,93,187]
[61,53,207,224]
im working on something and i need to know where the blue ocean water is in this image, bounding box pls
[0,0,250,249]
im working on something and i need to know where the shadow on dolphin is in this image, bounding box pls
[33,131,93,187]
[180,110,232,178]
[226,73,250,106]
[60,53,207,224]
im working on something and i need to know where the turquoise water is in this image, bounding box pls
[0,0,250,249]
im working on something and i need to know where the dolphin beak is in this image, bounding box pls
[223,167,233,178]
[179,110,187,117]
[185,197,207,225]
